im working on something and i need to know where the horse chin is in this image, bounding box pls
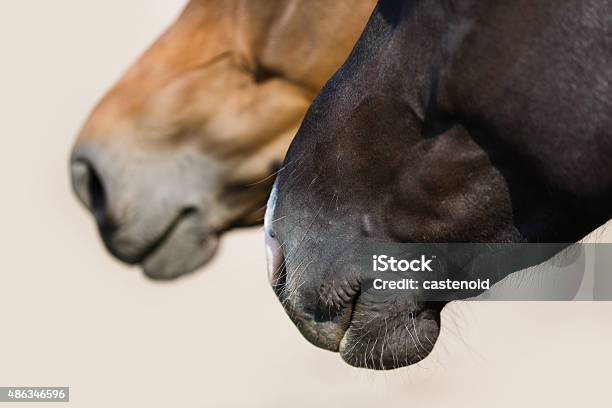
[338,305,441,370]
[139,217,220,280]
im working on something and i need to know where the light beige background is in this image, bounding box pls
[1,1,611,407]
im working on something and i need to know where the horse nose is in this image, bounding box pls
[70,152,111,227]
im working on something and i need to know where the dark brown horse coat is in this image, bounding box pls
[266,0,612,369]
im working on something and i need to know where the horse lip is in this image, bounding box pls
[285,281,360,353]
[109,207,200,265]
[338,302,442,369]
[142,231,220,281]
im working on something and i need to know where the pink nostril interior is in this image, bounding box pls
[265,233,285,288]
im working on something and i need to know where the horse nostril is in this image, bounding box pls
[265,231,286,294]
[70,159,108,222]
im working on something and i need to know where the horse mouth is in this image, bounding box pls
[282,289,442,369]
[141,210,221,280]
[101,208,220,280]
[265,231,442,369]
[273,264,442,369]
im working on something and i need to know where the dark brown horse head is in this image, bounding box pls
[265,0,612,369]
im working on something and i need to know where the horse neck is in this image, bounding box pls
[232,0,376,91]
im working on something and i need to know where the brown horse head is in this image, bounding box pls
[70,0,375,279]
